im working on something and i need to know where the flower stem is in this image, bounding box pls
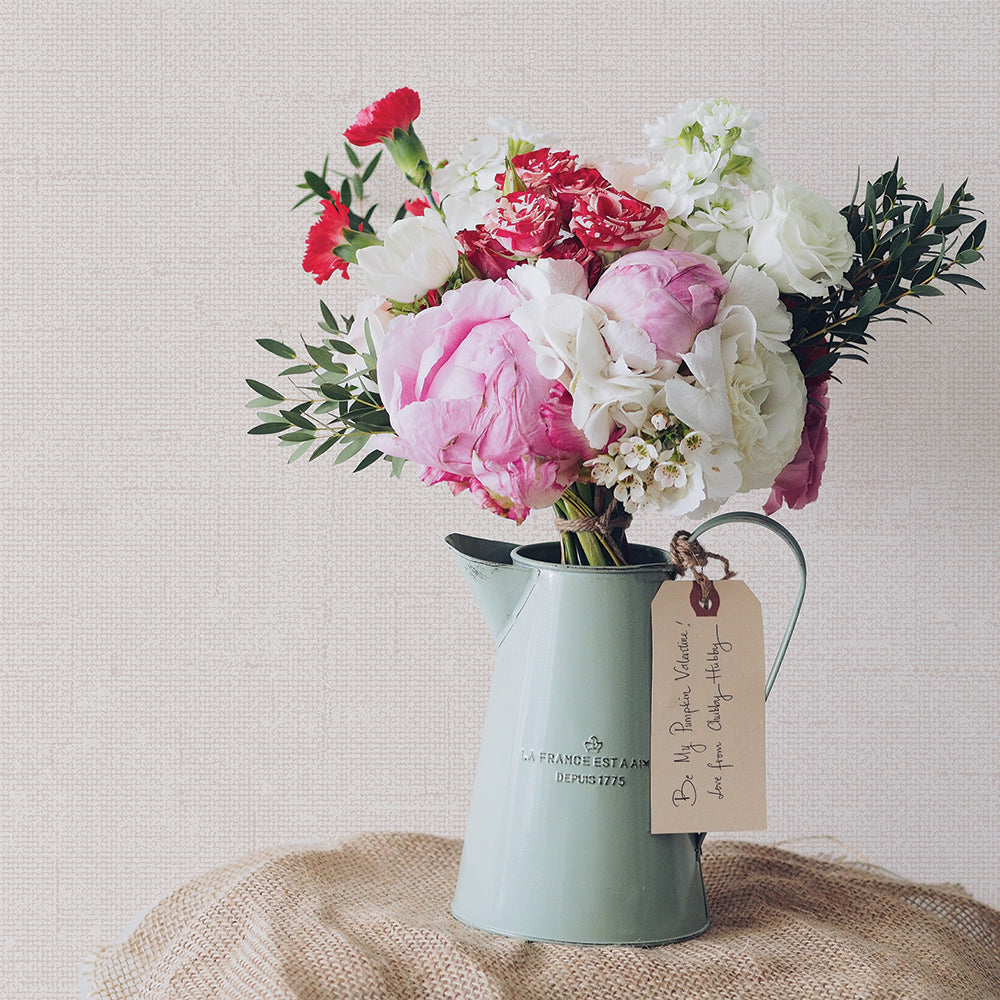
[554,483,629,566]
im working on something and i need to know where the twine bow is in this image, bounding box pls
[555,505,633,565]
[669,530,736,605]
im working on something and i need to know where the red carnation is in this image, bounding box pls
[344,87,421,146]
[404,197,431,216]
[302,195,352,284]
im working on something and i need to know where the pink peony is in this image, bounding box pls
[376,280,589,521]
[763,377,829,513]
[587,249,728,363]
[484,190,562,256]
[569,187,666,252]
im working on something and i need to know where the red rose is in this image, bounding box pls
[569,187,667,252]
[494,148,578,190]
[763,377,829,513]
[484,190,562,256]
[547,166,610,220]
[456,226,520,279]
[344,87,421,146]
[539,236,603,287]
[302,194,352,284]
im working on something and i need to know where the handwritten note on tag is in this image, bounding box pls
[650,580,767,834]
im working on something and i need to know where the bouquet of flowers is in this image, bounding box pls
[248,89,985,565]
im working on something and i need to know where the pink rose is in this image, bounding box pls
[569,187,666,252]
[587,249,728,363]
[763,377,829,513]
[484,190,562,256]
[377,280,588,521]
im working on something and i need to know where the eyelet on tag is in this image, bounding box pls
[690,580,719,616]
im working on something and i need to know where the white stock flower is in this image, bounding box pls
[636,148,720,220]
[436,121,562,234]
[355,213,460,303]
[744,181,855,296]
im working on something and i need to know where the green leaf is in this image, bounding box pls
[246,379,285,401]
[248,422,290,435]
[246,396,277,409]
[339,177,351,207]
[908,284,944,296]
[279,429,315,442]
[854,287,882,318]
[939,273,985,290]
[361,149,382,182]
[390,456,406,478]
[353,449,383,473]
[303,170,331,200]
[279,409,317,430]
[256,338,297,359]
[287,440,313,464]
[335,435,367,464]
[955,249,983,265]
[319,383,352,401]
[326,339,357,355]
[929,185,944,223]
[308,436,339,461]
[306,344,337,370]
[319,300,339,330]
[344,142,361,168]
[278,364,316,376]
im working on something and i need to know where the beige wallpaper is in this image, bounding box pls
[3,3,998,996]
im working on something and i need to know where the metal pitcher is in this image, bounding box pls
[447,512,806,945]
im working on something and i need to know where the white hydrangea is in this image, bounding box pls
[511,295,666,450]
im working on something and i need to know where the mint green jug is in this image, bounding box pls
[447,512,806,945]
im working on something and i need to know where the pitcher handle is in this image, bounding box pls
[686,512,806,701]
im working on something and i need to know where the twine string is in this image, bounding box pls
[669,529,737,604]
[554,505,633,564]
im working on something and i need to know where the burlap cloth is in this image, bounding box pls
[83,834,1000,1000]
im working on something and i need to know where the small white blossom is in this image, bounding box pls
[619,436,658,472]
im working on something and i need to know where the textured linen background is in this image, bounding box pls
[3,3,998,997]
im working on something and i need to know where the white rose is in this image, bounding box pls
[729,345,806,491]
[355,213,459,303]
[745,181,855,296]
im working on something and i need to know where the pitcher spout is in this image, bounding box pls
[445,533,535,642]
